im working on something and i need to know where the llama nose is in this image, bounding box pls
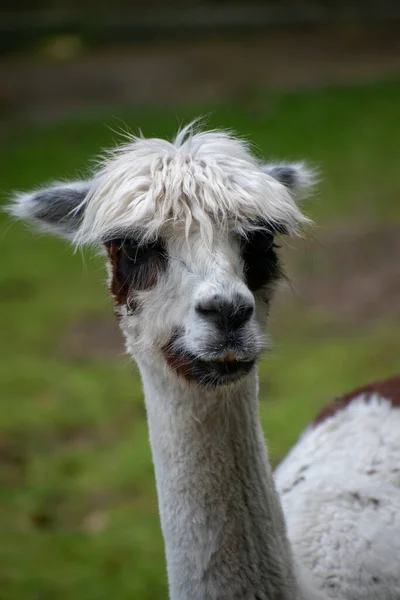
[195,294,254,330]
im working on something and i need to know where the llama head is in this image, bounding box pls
[9,125,314,387]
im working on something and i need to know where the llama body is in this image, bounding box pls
[276,382,400,599]
[9,125,400,599]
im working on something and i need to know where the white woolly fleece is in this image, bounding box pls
[275,394,400,599]
[74,124,311,246]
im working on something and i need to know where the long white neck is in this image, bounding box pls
[138,361,307,600]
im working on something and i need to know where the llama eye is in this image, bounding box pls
[118,239,166,284]
[246,230,274,251]
[121,240,161,265]
[106,237,167,299]
[241,230,281,291]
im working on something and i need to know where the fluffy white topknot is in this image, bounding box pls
[74,123,312,246]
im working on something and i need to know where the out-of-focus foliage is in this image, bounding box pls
[3,1,399,56]
[8,0,393,8]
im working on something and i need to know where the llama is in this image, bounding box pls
[8,125,400,600]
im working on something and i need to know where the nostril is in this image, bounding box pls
[195,302,219,318]
[196,304,217,316]
[195,295,254,329]
[195,295,222,318]
[232,303,254,328]
[241,305,254,321]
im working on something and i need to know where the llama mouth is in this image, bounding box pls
[163,343,256,386]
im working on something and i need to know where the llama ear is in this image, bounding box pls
[261,162,316,199]
[7,181,91,240]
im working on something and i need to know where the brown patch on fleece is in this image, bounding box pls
[313,376,400,426]
[105,243,134,309]
[162,336,194,381]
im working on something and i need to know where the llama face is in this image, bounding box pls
[104,227,280,386]
[9,125,314,387]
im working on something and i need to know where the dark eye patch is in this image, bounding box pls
[105,237,167,306]
[119,238,164,268]
[241,229,281,292]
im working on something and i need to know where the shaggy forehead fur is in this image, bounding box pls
[74,124,310,246]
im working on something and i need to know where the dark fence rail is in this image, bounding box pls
[2,2,400,54]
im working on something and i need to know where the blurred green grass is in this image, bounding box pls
[1,79,399,599]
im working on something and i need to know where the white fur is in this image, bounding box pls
[139,359,325,600]
[74,124,311,246]
[275,394,400,599]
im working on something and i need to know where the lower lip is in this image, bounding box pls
[163,347,256,386]
[207,362,255,385]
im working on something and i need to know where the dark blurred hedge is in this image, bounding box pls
[1,1,399,55]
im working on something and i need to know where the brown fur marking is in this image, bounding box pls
[162,334,196,381]
[313,375,400,426]
[106,244,131,306]
[163,344,194,381]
